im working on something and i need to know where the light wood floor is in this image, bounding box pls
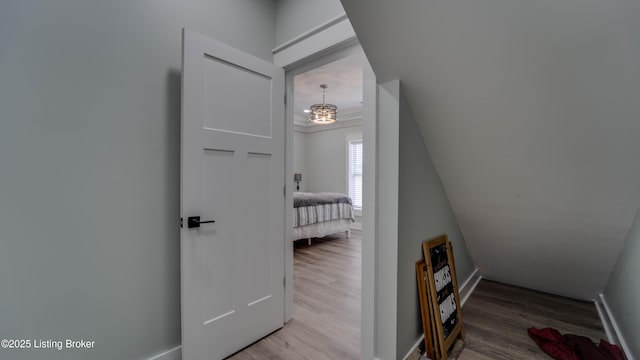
[227,230,361,360]
[455,280,607,360]
[228,235,607,360]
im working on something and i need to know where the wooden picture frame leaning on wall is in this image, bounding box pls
[416,259,439,360]
[422,234,464,360]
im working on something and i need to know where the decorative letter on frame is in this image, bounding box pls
[422,234,464,359]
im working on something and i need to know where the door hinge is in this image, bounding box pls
[180,217,183,228]
[284,93,287,104]
[283,185,286,196]
[283,277,286,287]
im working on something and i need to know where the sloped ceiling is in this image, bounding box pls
[341,0,640,299]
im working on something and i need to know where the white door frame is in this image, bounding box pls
[273,15,377,360]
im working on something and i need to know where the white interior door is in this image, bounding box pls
[180,28,285,360]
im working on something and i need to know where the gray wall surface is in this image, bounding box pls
[0,1,276,359]
[275,0,346,46]
[341,0,640,301]
[293,131,308,192]
[375,80,401,359]
[294,125,363,223]
[604,207,640,359]
[396,86,475,359]
[304,126,362,194]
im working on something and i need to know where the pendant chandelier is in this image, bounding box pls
[309,84,337,125]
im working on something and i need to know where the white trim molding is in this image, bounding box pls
[459,269,482,307]
[294,117,363,134]
[402,336,426,360]
[147,345,181,360]
[402,269,482,360]
[278,14,377,360]
[596,293,635,360]
[273,16,357,69]
[272,14,349,55]
[295,109,363,126]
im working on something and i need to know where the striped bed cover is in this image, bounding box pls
[293,192,354,228]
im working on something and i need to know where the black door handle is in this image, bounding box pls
[187,216,216,228]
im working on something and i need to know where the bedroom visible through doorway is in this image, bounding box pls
[290,48,365,357]
[292,50,365,231]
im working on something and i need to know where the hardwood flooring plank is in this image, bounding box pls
[228,231,361,360]
[457,348,496,360]
[454,280,607,360]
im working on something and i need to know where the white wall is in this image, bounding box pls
[0,1,276,360]
[396,86,475,359]
[275,0,346,46]
[604,207,640,359]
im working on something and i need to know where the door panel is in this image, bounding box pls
[201,148,236,325]
[244,152,274,304]
[203,51,273,137]
[181,28,285,360]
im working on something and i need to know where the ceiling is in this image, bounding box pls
[293,51,364,126]
[341,0,640,299]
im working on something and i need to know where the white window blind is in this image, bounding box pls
[348,139,363,210]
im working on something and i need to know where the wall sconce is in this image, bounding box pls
[294,173,302,191]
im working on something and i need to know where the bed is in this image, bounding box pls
[293,192,354,244]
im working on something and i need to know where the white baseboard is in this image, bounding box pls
[402,268,481,360]
[402,335,426,360]
[596,294,634,360]
[594,298,616,345]
[459,269,482,307]
[148,345,181,360]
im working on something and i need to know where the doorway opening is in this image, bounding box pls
[227,43,370,359]
[290,48,366,358]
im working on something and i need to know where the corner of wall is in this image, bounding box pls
[600,206,640,360]
[459,269,482,307]
[400,269,482,360]
[374,79,402,360]
[395,80,477,359]
[595,294,635,360]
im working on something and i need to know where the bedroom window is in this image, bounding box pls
[348,138,363,211]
